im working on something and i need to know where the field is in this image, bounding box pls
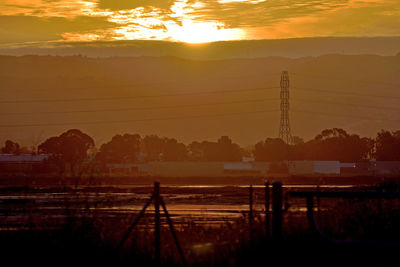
[1,175,400,266]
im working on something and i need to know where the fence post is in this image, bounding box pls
[154,182,161,266]
[316,184,321,225]
[272,181,282,242]
[117,194,153,250]
[265,182,270,239]
[160,197,188,267]
[249,185,253,245]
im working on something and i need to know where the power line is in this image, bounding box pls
[0,99,397,129]
[292,98,400,112]
[0,86,280,104]
[1,94,398,117]
[292,109,400,122]
[0,86,398,117]
[292,72,400,88]
[3,84,397,105]
[294,86,400,100]
[0,97,279,116]
[0,109,280,128]
[0,73,282,94]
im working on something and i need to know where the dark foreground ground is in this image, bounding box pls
[1,175,400,266]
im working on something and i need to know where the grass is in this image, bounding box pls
[2,180,400,266]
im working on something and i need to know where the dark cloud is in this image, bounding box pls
[97,0,175,11]
[0,15,116,43]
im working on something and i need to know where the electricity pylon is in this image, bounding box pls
[279,71,292,144]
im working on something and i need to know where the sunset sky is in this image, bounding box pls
[1,0,400,45]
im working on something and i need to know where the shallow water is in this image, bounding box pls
[0,184,353,230]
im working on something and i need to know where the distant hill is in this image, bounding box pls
[1,37,400,59]
[0,53,399,147]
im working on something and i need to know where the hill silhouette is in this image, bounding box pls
[1,37,400,59]
[0,53,399,147]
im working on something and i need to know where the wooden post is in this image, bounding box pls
[160,197,188,267]
[249,185,253,245]
[117,194,153,250]
[272,181,282,242]
[265,182,270,239]
[154,182,161,266]
[316,184,321,225]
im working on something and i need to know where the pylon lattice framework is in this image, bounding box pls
[279,71,292,144]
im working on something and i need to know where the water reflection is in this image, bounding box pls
[0,184,352,231]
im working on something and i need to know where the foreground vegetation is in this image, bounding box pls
[1,180,400,266]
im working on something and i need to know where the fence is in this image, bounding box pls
[116,181,400,265]
[288,189,400,246]
[117,182,187,267]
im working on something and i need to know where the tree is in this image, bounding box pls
[291,136,304,145]
[38,129,95,173]
[140,135,188,162]
[187,141,204,161]
[253,138,288,162]
[375,130,400,161]
[2,140,20,154]
[301,128,373,162]
[188,136,242,161]
[162,138,187,161]
[254,129,372,162]
[215,136,242,161]
[142,135,165,161]
[96,134,141,164]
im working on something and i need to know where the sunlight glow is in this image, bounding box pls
[1,0,399,44]
[104,0,245,43]
[166,20,244,43]
[217,0,266,3]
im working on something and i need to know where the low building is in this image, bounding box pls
[147,162,225,177]
[223,162,269,175]
[314,161,341,174]
[287,161,314,175]
[288,160,340,175]
[372,161,400,174]
[106,163,148,175]
[105,160,344,176]
[340,162,357,174]
[0,154,49,173]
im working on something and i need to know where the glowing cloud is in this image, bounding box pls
[0,0,399,45]
[165,20,244,43]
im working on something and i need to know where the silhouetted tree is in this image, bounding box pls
[162,138,187,161]
[187,141,204,161]
[306,128,373,162]
[96,134,141,164]
[38,129,94,173]
[254,138,288,161]
[215,136,242,161]
[142,135,164,161]
[254,129,373,162]
[2,140,20,154]
[375,130,400,161]
[140,135,188,161]
[291,136,304,145]
[188,136,242,161]
[199,141,217,161]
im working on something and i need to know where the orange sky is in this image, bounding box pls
[0,0,399,45]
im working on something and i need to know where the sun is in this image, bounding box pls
[166,20,245,44]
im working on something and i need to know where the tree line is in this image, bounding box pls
[2,128,400,170]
